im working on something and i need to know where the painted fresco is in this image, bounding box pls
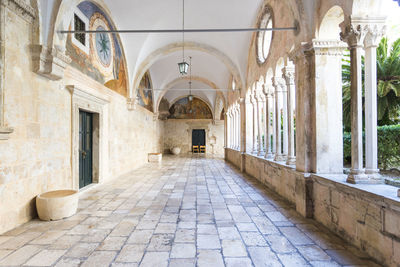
[137,72,153,112]
[66,1,128,96]
[169,97,213,119]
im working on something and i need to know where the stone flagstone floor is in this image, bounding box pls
[0,155,381,267]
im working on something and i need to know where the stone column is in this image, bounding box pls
[228,109,233,148]
[256,91,265,156]
[341,21,368,183]
[224,111,228,148]
[250,94,258,154]
[283,66,296,165]
[234,104,239,150]
[289,46,315,173]
[364,22,385,179]
[236,103,241,150]
[273,77,285,161]
[233,107,237,149]
[281,75,289,160]
[303,40,347,173]
[263,84,273,159]
[271,90,276,155]
[244,96,253,153]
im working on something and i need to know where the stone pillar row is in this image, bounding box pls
[226,102,241,150]
[246,72,296,165]
[341,18,385,183]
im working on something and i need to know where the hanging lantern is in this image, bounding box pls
[188,94,193,101]
[178,61,189,75]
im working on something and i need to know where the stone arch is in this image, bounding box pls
[169,95,214,120]
[155,76,222,114]
[317,5,344,40]
[214,94,226,121]
[132,42,243,100]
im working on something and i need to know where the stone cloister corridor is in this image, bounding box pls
[0,156,379,267]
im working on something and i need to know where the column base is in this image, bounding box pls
[274,154,286,162]
[286,156,296,165]
[366,169,382,181]
[397,189,400,198]
[347,169,382,184]
[257,150,265,157]
[264,152,274,160]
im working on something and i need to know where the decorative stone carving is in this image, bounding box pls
[340,19,369,48]
[304,40,347,56]
[364,23,386,48]
[30,45,72,81]
[0,0,35,23]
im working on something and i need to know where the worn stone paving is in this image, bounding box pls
[0,155,381,266]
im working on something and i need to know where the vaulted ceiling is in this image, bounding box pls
[102,0,264,111]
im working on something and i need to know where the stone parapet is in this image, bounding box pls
[225,149,400,266]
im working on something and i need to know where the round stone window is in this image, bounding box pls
[256,7,273,64]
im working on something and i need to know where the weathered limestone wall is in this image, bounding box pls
[225,148,241,168]
[108,98,164,178]
[163,119,224,155]
[225,149,400,266]
[0,8,163,234]
[312,175,400,266]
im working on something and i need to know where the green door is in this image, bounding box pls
[79,110,93,189]
[192,129,206,147]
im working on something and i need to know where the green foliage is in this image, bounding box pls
[343,125,400,170]
[342,37,400,130]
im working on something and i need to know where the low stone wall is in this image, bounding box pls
[225,148,242,168]
[225,148,400,266]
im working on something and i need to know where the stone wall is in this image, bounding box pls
[225,149,400,266]
[0,8,163,234]
[163,119,224,155]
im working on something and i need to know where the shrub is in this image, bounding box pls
[343,125,400,170]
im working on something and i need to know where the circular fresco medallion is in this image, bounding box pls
[95,26,111,66]
[90,12,114,76]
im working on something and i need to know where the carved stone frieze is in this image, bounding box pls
[304,40,347,56]
[1,0,35,23]
[30,45,72,81]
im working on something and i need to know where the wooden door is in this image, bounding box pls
[79,111,93,189]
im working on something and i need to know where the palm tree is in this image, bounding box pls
[342,37,400,130]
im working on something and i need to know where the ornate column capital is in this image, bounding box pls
[340,17,385,48]
[364,22,386,48]
[272,77,286,92]
[282,66,295,86]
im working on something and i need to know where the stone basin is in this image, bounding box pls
[36,189,79,221]
[171,147,181,155]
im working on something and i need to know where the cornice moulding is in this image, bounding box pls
[1,0,35,23]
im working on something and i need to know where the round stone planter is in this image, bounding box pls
[36,190,79,221]
[171,147,181,155]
